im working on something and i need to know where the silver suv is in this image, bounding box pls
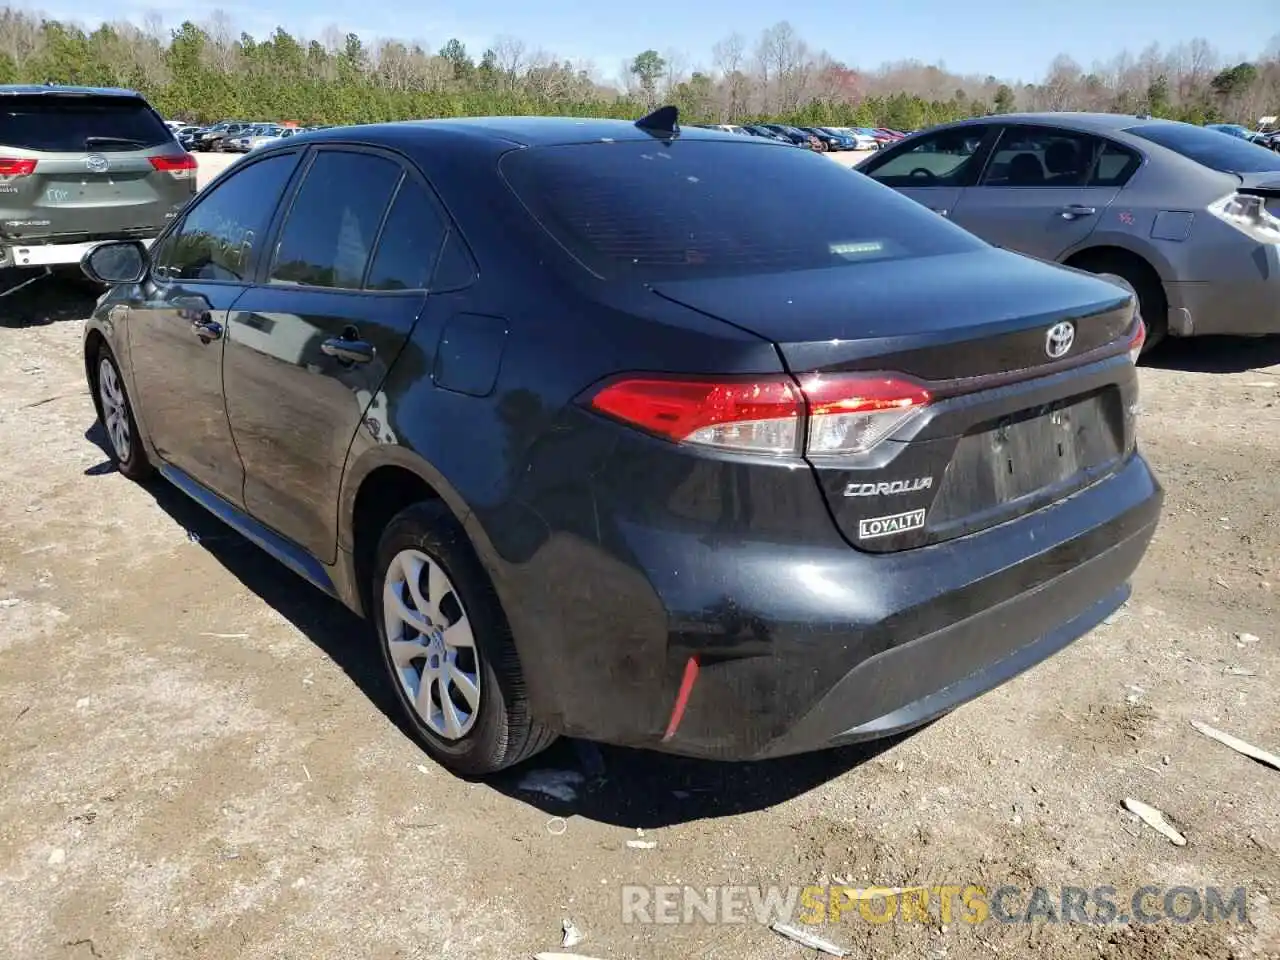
[0,84,197,292]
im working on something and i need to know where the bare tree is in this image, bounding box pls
[141,10,164,42]
[1041,53,1084,110]
[493,35,526,94]
[712,32,750,119]
[205,9,239,74]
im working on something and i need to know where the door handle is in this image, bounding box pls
[929,206,950,217]
[1058,204,1097,220]
[190,314,222,343]
[321,337,375,364]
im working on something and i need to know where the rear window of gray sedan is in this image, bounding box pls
[1125,123,1280,174]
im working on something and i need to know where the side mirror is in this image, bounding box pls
[82,240,148,285]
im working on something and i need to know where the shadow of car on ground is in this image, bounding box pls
[1,271,103,326]
[1145,334,1280,374]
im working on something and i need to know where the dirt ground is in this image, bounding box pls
[0,153,1278,960]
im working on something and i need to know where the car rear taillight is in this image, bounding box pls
[588,377,803,455]
[800,374,932,457]
[149,153,198,179]
[1208,192,1280,244]
[586,373,931,458]
[0,158,37,177]
[1127,319,1146,364]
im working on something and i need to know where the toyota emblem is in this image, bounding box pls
[1045,321,1076,359]
[84,153,110,173]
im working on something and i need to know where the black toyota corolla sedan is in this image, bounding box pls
[80,108,1162,776]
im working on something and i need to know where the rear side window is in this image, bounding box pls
[1090,140,1142,187]
[0,95,173,152]
[364,179,448,291]
[269,150,401,290]
[1125,123,1280,174]
[501,140,985,281]
[980,127,1097,187]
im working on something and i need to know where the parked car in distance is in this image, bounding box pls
[762,123,822,150]
[795,126,843,152]
[1205,123,1252,140]
[857,112,1280,350]
[830,126,879,150]
[228,124,290,153]
[249,127,301,151]
[742,124,795,144]
[175,125,203,150]
[81,108,1161,777]
[0,84,196,292]
[194,121,250,152]
[811,126,862,151]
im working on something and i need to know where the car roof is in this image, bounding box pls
[945,112,1186,135]
[281,115,757,152]
[0,84,144,99]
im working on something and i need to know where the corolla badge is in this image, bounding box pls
[84,153,110,173]
[1045,321,1076,359]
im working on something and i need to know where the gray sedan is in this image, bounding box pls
[856,113,1280,351]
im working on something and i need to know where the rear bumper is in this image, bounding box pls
[2,237,155,268]
[1164,244,1280,337]
[506,451,1162,761]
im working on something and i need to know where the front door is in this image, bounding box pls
[949,124,1121,260]
[224,148,450,561]
[126,150,301,503]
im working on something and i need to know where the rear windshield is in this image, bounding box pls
[501,139,985,281]
[0,95,173,153]
[1125,123,1280,174]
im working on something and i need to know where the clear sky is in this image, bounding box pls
[21,0,1280,86]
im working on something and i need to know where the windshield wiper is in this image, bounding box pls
[84,136,149,148]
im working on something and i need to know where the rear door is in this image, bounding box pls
[223,146,450,562]
[949,124,1126,259]
[858,124,995,219]
[0,92,192,242]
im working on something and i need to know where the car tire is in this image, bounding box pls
[371,501,556,776]
[93,345,153,481]
[1082,262,1167,355]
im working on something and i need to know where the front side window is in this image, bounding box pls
[156,152,298,282]
[979,127,1097,187]
[863,126,990,187]
[269,150,402,289]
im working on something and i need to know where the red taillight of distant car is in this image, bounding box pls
[0,158,37,177]
[149,153,198,179]
[586,372,932,457]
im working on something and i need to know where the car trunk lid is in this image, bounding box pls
[652,248,1133,379]
[652,248,1140,552]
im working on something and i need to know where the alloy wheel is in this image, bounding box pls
[382,548,481,740]
[98,356,131,463]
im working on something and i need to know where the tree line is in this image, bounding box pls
[0,7,1276,131]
